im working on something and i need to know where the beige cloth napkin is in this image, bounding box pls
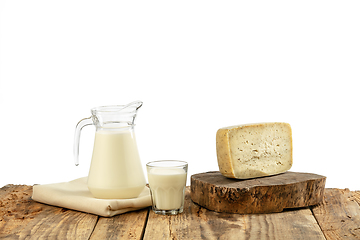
[32,177,152,217]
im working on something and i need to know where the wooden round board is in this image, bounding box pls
[190,171,326,214]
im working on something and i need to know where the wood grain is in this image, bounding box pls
[350,191,360,206]
[0,184,150,240]
[144,187,326,240]
[191,171,326,214]
[0,185,41,239]
[1,184,359,239]
[0,184,98,240]
[0,185,97,239]
[311,188,360,239]
[90,208,149,240]
[143,208,172,239]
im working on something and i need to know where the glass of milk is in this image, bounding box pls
[146,160,188,215]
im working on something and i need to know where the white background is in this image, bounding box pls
[0,1,359,190]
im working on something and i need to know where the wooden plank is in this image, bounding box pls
[0,184,98,240]
[2,184,359,239]
[144,187,326,240]
[143,207,172,239]
[89,208,149,240]
[0,185,37,239]
[311,188,360,240]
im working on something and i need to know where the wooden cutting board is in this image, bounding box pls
[190,171,326,214]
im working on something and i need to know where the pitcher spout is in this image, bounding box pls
[125,101,143,112]
[120,100,143,126]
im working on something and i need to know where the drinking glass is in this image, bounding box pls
[146,160,188,215]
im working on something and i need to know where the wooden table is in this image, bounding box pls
[1,184,359,239]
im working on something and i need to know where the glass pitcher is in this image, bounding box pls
[73,101,146,199]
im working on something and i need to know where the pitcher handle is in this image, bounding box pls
[73,117,93,166]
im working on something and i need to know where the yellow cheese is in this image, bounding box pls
[216,122,293,179]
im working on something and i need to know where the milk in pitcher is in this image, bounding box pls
[87,129,146,199]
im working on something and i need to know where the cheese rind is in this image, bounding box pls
[216,122,293,179]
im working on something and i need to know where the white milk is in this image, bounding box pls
[87,129,146,199]
[148,168,187,210]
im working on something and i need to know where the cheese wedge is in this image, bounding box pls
[216,122,293,179]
